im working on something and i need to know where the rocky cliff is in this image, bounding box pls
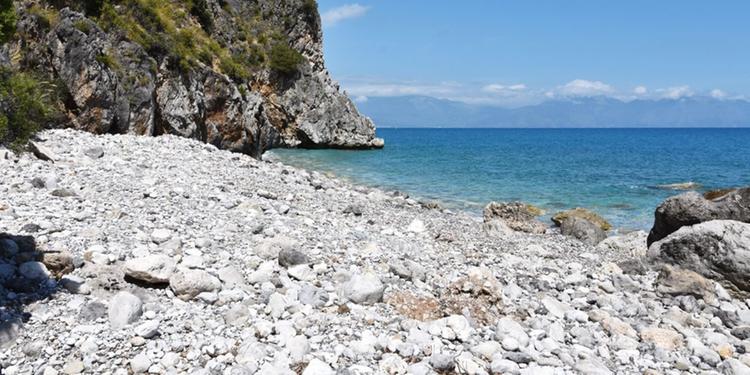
[1,0,382,157]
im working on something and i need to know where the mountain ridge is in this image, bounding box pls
[357,95,750,128]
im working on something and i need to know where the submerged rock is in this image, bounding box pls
[552,207,612,231]
[647,187,750,245]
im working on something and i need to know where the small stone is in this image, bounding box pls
[340,272,385,305]
[83,146,104,159]
[169,268,221,300]
[108,291,143,329]
[541,296,571,318]
[640,327,683,350]
[134,320,160,339]
[130,352,151,374]
[278,248,310,268]
[407,218,426,233]
[491,358,520,375]
[150,229,172,244]
[62,359,84,374]
[302,358,334,375]
[501,337,520,351]
[124,254,175,284]
[60,275,91,295]
[287,264,315,281]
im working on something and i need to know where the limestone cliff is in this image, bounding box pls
[1,0,382,157]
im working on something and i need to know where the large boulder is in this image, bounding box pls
[648,220,750,298]
[552,208,611,231]
[483,202,546,234]
[124,254,176,284]
[560,217,607,245]
[647,188,750,246]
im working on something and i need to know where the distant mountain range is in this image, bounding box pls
[355,95,750,127]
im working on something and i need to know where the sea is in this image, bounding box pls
[269,128,750,230]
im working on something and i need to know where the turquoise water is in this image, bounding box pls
[270,128,750,230]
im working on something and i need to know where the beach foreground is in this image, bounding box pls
[1,129,749,374]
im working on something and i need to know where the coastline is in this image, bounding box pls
[1,129,748,374]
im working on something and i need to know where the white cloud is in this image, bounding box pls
[710,89,727,99]
[657,86,693,99]
[345,82,457,97]
[482,83,527,95]
[633,86,648,95]
[321,4,370,26]
[555,79,614,97]
[353,95,368,103]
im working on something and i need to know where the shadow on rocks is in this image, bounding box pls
[0,233,59,348]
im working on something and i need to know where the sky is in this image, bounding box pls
[317,1,750,107]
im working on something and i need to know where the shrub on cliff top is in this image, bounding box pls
[0,0,16,44]
[0,68,58,151]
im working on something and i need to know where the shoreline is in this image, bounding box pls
[1,129,748,374]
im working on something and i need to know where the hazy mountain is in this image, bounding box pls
[356,95,750,127]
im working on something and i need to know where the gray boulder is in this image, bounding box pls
[648,220,750,298]
[278,248,310,268]
[647,188,750,246]
[560,217,607,245]
[483,201,546,234]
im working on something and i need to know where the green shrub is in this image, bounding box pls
[28,4,59,31]
[189,0,213,32]
[83,0,105,17]
[95,53,119,69]
[268,42,303,74]
[302,0,317,15]
[0,0,14,44]
[73,19,92,33]
[0,69,57,151]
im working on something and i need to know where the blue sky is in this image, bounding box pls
[317,1,750,107]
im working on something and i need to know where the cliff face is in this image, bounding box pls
[2,0,382,157]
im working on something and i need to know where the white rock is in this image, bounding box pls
[340,272,385,305]
[169,268,221,300]
[287,264,315,281]
[407,218,426,233]
[150,229,172,244]
[134,320,159,339]
[130,353,151,374]
[302,359,334,375]
[287,335,310,364]
[108,292,143,329]
[124,254,175,284]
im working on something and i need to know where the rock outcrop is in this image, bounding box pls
[648,220,750,298]
[483,201,547,234]
[3,0,382,158]
[647,188,750,246]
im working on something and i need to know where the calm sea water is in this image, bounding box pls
[269,128,750,230]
